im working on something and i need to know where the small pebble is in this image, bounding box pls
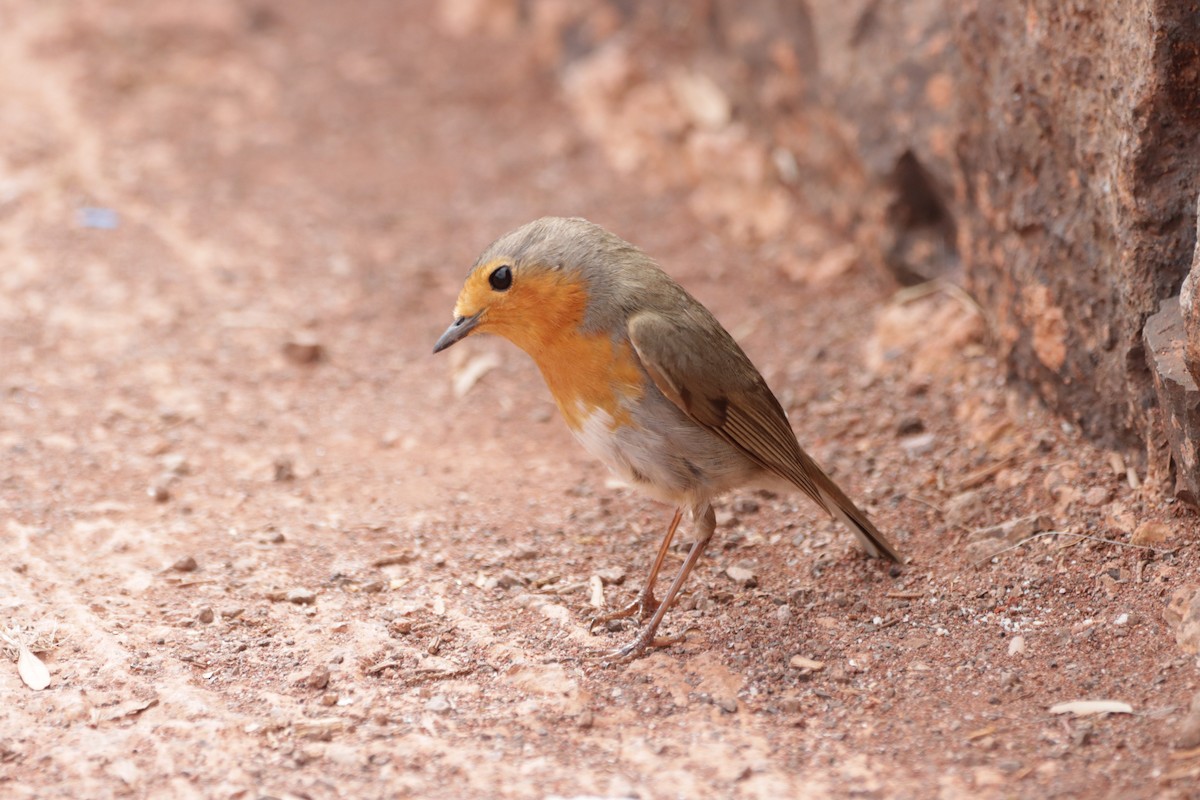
[161,453,190,476]
[732,498,760,514]
[725,565,757,588]
[789,656,825,673]
[172,556,198,572]
[306,665,331,690]
[273,457,295,482]
[282,334,323,365]
[778,696,804,714]
[149,483,171,503]
[197,607,215,624]
[1176,693,1200,749]
[496,571,525,589]
[596,567,626,586]
[286,588,317,605]
[425,696,452,714]
[899,432,937,458]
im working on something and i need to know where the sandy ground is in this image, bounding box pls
[2,2,1199,798]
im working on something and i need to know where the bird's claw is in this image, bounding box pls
[586,591,660,634]
[584,625,696,663]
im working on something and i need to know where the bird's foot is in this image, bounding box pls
[585,625,696,663]
[586,590,660,633]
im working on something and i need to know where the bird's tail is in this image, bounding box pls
[817,483,902,563]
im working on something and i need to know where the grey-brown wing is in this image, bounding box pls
[628,310,900,562]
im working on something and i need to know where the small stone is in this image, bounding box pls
[273,457,295,482]
[148,483,171,503]
[1132,520,1173,546]
[286,588,317,605]
[222,607,245,619]
[725,564,757,588]
[671,71,731,129]
[372,551,416,567]
[899,432,937,458]
[731,498,760,514]
[774,605,794,624]
[1165,586,1200,654]
[283,333,323,365]
[172,556,198,572]
[306,665,331,690]
[1176,692,1200,749]
[197,607,215,624]
[896,416,925,436]
[161,453,190,476]
[513,547,539,561]
[1083,486,1111,506]
[778,696,804,713]
[789,656,825,673]
[1176,711,1200,750]
[496,571,525,589]
[596,567,626,586]
[1104,501,1137,533]
[294,718,343,740]
[425,695,452,714]
[943,489,986,529]
[360,580,385,594]
[1007,635,1026,656]
[320,692,338,706]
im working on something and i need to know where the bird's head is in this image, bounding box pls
[433,217,627,357]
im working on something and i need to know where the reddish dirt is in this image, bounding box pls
[2,2,1199,798]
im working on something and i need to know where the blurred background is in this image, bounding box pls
[3,1,1200,797]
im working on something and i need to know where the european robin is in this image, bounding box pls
[434,217,901,660]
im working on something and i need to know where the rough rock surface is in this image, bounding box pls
[1145,298,1200,503]
[955,0,1200,456]
[524,0,1200,483]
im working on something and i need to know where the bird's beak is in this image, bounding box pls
[432,310,483,353]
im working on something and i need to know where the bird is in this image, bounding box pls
[433,217,900,660]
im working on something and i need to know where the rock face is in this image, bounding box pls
[1145,298,1200,503]
[812,0,1200,459]
[953,1,1200,454]
[1165,586,1200,656]
[494,0,1200,483]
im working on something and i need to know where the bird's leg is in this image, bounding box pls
[588,508,683,632]
[594,503,716,662]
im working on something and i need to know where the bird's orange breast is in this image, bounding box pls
[536,329,645,432]
[472,268,645,432]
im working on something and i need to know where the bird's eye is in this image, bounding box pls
[488,265,513,291]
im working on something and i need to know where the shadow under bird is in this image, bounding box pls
[434,217,901,660]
